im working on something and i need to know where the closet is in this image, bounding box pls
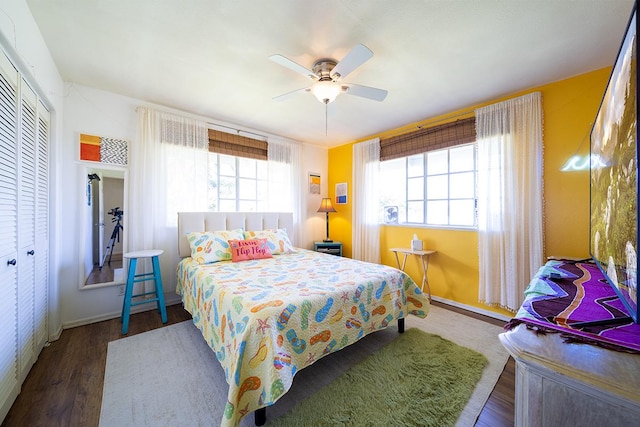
[0,49,50,422]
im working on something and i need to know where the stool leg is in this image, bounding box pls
[122,258,137,334]
[152,255,168,324]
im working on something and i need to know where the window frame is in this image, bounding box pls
[207,152,269,212]
[381,142,477,228]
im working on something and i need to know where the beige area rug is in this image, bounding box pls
[99,305,509,427]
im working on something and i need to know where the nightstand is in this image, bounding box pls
[314,241,343,257]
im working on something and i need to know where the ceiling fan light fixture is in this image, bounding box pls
[311,80,341,104]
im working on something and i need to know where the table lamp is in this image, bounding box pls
[317,197,337,242]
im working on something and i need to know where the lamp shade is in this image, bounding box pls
[317,197,337,213]
[311,81,342,104]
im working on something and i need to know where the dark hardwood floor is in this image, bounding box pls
[1,302,514,427]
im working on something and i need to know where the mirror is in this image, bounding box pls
[82,167,126,287]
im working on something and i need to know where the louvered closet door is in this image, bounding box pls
[34,102,49,349]
[0,51,19,421]
[17,80,37,382]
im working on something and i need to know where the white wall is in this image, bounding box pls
[1,0,65,339]
[61,83,328,328]
[302,147,330,246]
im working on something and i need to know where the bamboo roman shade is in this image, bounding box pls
[208,129,268,160]
[380,117,476,161]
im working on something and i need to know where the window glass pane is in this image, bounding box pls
[257,180,268,201]
[427,150,448,175]
[407,155,423,177]
[238,157,256,178]
[219,154,236,176]
[219,176,235,198]
[208,153,218,177]
[426,200,448,224]
[450,172,474,198]
[207,153,219,211]
[219,199,236,211]
[238,200,256,211]
[257,197,269,212]
[207,185,218,211]
[407,177,424,200]
[239,178,256,199]
[450,144,475,172]
[407,201,424,223]
[450,199,475,226]
[426,175,448,199]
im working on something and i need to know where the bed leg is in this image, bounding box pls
[255,407,266,426]
[398,317,405,333]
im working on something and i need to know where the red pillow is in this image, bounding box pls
[229,238,273,262]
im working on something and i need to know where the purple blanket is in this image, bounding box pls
[506,259,640,353]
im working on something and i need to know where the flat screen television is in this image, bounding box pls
[590,1,639,324]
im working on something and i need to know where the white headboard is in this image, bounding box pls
[177,212,294,258]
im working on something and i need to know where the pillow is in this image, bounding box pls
[229,238,273,262]
[243,228,294,254]
[186,229,244,264]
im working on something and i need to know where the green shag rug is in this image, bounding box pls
[267,328,488,427]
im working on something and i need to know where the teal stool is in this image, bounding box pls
[121,249,167,334]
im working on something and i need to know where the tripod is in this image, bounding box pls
[100,215,123,269]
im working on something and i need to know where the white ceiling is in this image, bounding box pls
[26,0,635,147]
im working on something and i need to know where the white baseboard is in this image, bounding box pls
[431,295,512,322]
[61,293,183,330]
[49,324,63,342]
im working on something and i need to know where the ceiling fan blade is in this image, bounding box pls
[342,83,388,102]
[330,44,374,80]
[269,54,318,80]
[272,86,311,102]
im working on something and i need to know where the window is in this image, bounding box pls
[207,153,269,212]
[380,143,476,227]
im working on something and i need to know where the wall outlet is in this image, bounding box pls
[117,285,125,296]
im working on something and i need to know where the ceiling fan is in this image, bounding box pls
[269,44,388,105]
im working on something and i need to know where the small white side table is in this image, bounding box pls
[389,248,436,300]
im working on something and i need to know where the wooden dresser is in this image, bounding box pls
[499,324,640,426]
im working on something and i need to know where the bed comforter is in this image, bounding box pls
[176,249,430,427]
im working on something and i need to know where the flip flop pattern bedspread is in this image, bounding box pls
[176,249,430,427]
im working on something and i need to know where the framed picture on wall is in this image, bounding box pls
[335,182,347,204]
[309,172,321,194]
[80,133,128,166]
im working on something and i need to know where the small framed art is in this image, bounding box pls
[309,172,321,194]
[80,133,128,166]
[335,182,347,204]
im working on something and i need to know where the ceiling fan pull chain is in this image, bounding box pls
[325,101,328,136]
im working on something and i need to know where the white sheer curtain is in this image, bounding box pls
[129,107,208,290]
[267,137,302,245]
[476,92,544,311]
[352,137,380,263]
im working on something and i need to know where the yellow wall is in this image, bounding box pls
[327,67,612,317]
[327,144,354,257]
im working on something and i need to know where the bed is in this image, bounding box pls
[176,212,430,427]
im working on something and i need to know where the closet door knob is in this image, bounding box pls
[7,259,17,266]
[27,250,35,255]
